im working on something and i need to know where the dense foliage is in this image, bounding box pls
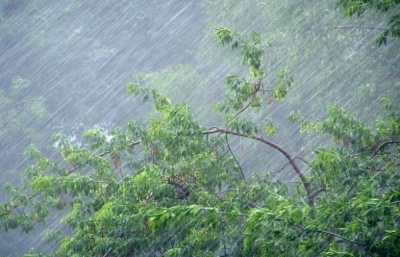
[1,27,399,257]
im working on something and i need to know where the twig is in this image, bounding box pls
[272,157,311,175]
[271,161,292,175]
[224,133,245,180]
[294,157,312,168]
[235,79,263,116]
[236,95,256,116]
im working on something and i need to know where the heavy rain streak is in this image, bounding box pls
[0,1,399,256]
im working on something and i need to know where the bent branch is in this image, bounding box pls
[203,127,314,206]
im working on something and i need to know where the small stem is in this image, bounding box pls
[236,95,256,116]
[225,133,245,180]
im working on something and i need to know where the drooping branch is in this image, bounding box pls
[203,127,314,206]
[371,140,400,157]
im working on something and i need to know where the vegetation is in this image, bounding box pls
[336,0,400,45]
[1,25,399,256]
[1,0,400,256]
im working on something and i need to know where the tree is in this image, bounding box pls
[1,28,399,257]
[335,0,400,45]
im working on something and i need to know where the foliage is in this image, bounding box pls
[336,0,400,45]
[214,27,293,116]
[1,27,399,257]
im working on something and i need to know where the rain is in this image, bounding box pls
[0,0,399,255]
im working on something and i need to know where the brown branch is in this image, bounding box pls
[371,140,400,157]
[203,127,314,206]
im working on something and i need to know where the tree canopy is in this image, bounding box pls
[1,26,399,257]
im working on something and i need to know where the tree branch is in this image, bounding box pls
[236,94,256,116]
[11,126,312,212]
[235,79,263,116]
[203,127,314,206]
[272,157,312,175]
[294,157,312,168]
[371,140,400,157]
